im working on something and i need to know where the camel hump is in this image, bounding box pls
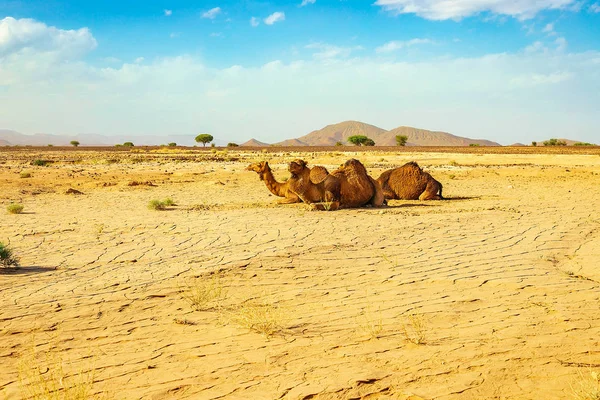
[405,161,421,169]
[310,166,330,184]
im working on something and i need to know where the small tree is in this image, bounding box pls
[363,138,375,146]
[395,135,408,146]
[70,140,80,147]
[531,141,537,147]
[543,138,567,146]
[227,142,239,147]
[168,142,177,147]
[335,141,343,147]
[123,142,135,147]
[195,134,214,147]
[347,135,370,146]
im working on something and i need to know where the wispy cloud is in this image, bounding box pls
[134,57,144,64]
[542,23,555,34]
[555,37,567,52]
[169,32,181,39]
[250,17,260,27]
[300,0,316,6]
[202,7,221,19]
[589,2,600,12]
[264,12,285,25]
[164,9,172,17]
[510,71,572,87]
[374,0,577,20]
[375,38,434,53]
[305,42,363,59]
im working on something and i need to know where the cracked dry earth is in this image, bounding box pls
[1,149,600,400]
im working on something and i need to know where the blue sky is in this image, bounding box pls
[1,0,599,145]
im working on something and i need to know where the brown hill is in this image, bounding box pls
[274,138,309,147]
[294,121,501,147]
[0,139,10,146]
[241,138,270,147]
[296,121,387,146]
[381,126,501,147]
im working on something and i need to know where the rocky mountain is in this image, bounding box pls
[274,138,309,146]
[291,121,501,146]
[295,121,388,146]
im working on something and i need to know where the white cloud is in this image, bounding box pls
[542,23,555,35]
[250,17,260,27]
[1,18,599,146]
[210,32,223,37]
[202,7,221,19]
[164,9,172,16]
[524,41,546,53]
[555,37,567,52]
[374,0,576,20]
[305,42,363,59]
[510,71,572,87]
[589,2,600,12]
[0,17,97,59]
[300,0,316,6]
[264,12,285,25]
[134,57,145,64]
[375,38,434,53]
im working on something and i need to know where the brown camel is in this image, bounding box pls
[331,159,385,208]
[377,161,443,200]
[287,160,340,210]
[288,159,384,210]
[246,161,301,204]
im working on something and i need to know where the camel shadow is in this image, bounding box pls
[383,203,435,209]
[442,196,482,201]
[0,266,57,275]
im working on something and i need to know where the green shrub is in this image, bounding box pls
[0,242,19,267]
[31,159,48,166]
[168,142,177,147]
[162,198,175,206]
[573,142,594,146]
[227,142,239,147]
[148,199,166,210]
[543,138,567,146]
[20,172,31,178]
[7,203,24,214]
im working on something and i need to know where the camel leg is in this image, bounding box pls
[419,182,443,200]
[368,177,386,207]
[277,194,302,204]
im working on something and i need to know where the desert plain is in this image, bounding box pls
[1,146,600,400]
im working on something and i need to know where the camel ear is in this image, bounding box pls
[300,160,307,167]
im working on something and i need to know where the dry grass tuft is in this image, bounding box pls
[402,313,427,345]
[571,369,600,400]
[226,300,287,338]
[182,276,227,311]
[0,242,20,268]
[18,344,102,400]
[357,305,383,339]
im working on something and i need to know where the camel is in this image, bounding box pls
[331,159,385,208]
[287,159,384,210]
[246,161,301,204]
[287,160,341,210]
[377,161,443,200]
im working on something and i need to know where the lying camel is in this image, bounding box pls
[377,161,443,200]
[288,159,384,210]
[287,160,340,210]
[332,159,385,208]
[246,161,301,204]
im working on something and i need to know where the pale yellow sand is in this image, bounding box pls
[1,149,599,399]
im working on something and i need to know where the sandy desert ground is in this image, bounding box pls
[1,147,600,399]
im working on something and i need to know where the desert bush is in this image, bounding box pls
[531,141,537,147]
[396,135,408,146]
[20,172,32,178]
[0,242,20,267]
[147,198,175,210]
[574,142,594,146]
[168,142,177,147]
[469,143,480,147]
[7,203,24,214]
[31,159,48,166]
[70,140,80,147]
[227,142,239,147]
[571,368,600,400]
[123,142,134,147]
[147,199,166,210]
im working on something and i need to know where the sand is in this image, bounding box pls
[1,148,600,399]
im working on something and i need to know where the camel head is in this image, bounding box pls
[338,159,367,175]
[246,161,269,174]
[288,159,308,176]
